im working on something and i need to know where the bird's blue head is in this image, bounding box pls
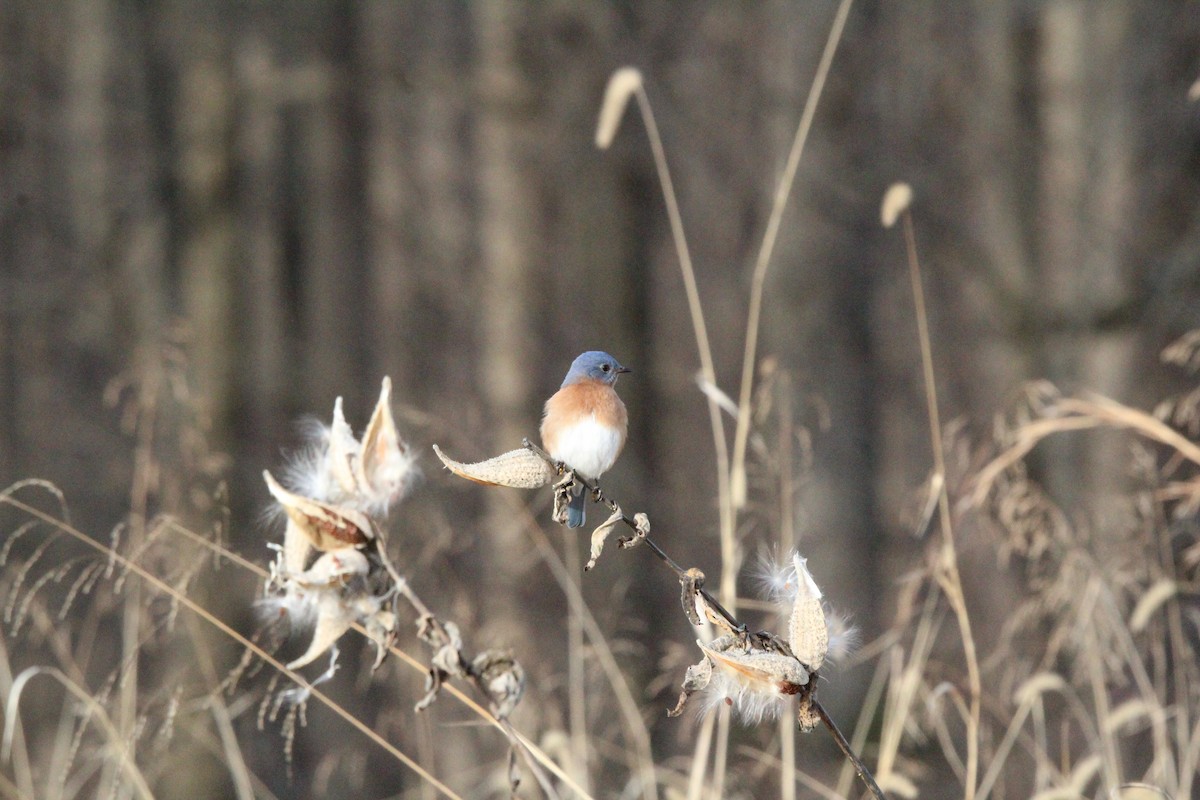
[562,351,630,388]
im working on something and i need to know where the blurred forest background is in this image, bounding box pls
[5,1,1200,798]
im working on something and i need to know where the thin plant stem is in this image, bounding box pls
[628,85,734,610]
[685,711,716,800]
[730,0,854,509]
[779,375,796,800]
[563,532,593,795]
[813,698,887,800]
[901,209,982,799]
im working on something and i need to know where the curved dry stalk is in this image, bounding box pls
[3,666,154,800]
[971,394,1200,507]
[0,495,465,800]
[729,0,854,510]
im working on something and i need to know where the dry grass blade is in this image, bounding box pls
[3,666,153,800]
[889,184,983,799]
[972,394,1200,506]
[0,495,465,800]
[729,0,854,510]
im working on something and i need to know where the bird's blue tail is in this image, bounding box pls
[567,488,587,528]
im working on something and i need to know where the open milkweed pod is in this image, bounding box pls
[687,634,810,725]
[432,445,555,489]
[787,553,829,671]
[698,640,810,695]
[325,397,361,499]
[264,470,374,573]
[357,377,415,511]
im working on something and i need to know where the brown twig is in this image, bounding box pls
[521,440,889,800]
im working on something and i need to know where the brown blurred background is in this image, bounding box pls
[4,1,1200,797]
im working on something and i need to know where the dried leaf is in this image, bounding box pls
[585,509,624,570]
[796,692,820,733]
[668,656,714,717]
[432,445,555,489]
[680,568,706,626]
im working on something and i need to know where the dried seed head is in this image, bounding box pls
[280,377,418,516]
[265,470,374,562]
[471,650,526,719]
[881,182,913,228]
[596,67,643,149]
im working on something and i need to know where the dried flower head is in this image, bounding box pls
[259,377,411,672]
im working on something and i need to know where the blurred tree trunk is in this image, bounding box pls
[1035,2,1138,520]
[174,8,236,444]
[472,0,540,652]
[234,42,290,468]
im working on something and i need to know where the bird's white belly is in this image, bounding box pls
[549,416,622,479]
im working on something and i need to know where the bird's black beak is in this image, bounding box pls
[616,366,632,374]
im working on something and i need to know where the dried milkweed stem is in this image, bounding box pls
[523,441,888,800]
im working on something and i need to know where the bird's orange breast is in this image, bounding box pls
[540,380,628,455]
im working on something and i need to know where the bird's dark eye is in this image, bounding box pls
[601,364,611,372]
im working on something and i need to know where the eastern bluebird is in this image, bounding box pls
[540,351,630,528]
